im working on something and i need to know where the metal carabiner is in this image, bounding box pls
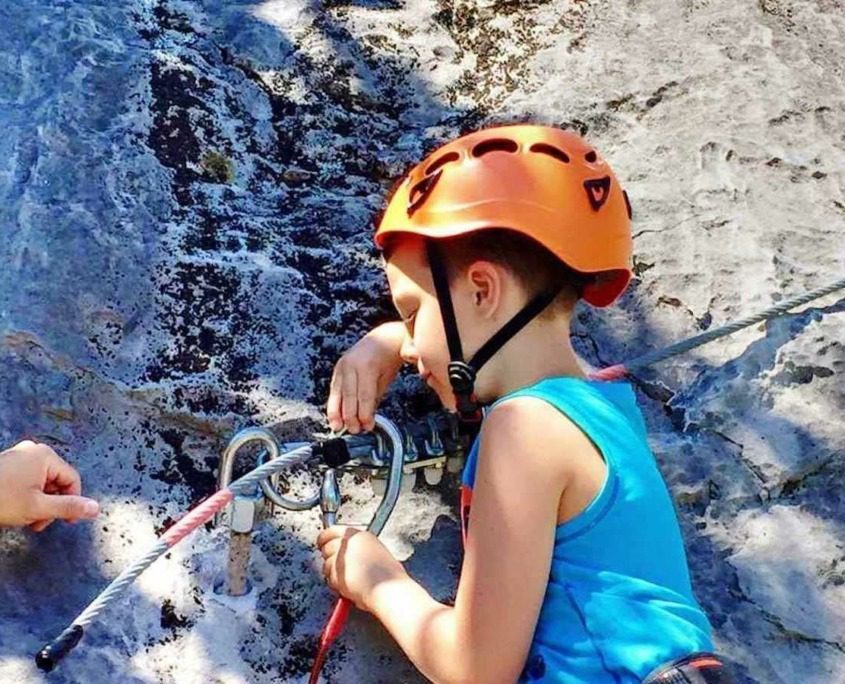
[308,414,405,683]
[367,414,405,535]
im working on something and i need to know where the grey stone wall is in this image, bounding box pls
[1,2,843,682]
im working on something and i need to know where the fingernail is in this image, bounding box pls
[83,499,100,517]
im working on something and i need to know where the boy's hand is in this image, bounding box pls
[0,440,100,531]
[327,321,406,434]
[317,525,406,611]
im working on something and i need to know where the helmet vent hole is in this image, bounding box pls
[472,138,518,157]
[425,151,459,176]
[529,143,570,164]
[585,150,598,163]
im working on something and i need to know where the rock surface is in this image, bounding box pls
[1,1,843,682]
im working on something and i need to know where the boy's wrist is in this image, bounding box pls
[368,321,407,365]
[365,569,415,615]
[373,320,406,345]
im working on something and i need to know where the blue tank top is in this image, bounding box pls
[460,376,713,683]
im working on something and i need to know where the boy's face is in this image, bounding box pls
[384,237,457,411]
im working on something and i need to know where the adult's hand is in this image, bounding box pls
[0,440,99,532]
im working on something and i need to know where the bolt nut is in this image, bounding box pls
[400,471,416,494]
[230,494,264,534]
[423,465,443,486]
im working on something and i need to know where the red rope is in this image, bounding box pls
[588,363,628,381]
[161,490,235,546]
[309,598,352,684]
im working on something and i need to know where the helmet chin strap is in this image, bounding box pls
[425,240,563,424]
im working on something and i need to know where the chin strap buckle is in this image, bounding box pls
[448,361,476,394]
[449,362,483,424]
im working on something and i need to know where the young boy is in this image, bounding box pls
[318,126,724,683]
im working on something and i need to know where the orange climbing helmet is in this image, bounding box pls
[375,124,634,422]
[374,124,634,307]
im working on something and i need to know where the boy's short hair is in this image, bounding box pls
[382,229,596,318]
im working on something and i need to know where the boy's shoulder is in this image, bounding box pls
[478,395,603,487]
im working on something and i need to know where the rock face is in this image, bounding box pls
[1,1,843,682]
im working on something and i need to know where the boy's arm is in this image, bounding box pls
[365,397,590,684]
[327,321,406,433]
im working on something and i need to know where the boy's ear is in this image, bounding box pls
[466,260,502,317]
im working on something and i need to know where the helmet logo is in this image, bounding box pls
[407,169,443,217]
[583,176,611,211]
[623,189,633,219]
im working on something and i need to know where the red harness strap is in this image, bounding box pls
[459,484,473,548]
[642,652,734,684]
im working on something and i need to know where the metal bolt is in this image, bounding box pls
[229,492,264,534]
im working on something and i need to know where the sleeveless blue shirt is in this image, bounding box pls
[460,377,713,683]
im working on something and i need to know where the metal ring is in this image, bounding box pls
[216,427,281,525]
[218,428,280,490]
[258,443,321,511]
